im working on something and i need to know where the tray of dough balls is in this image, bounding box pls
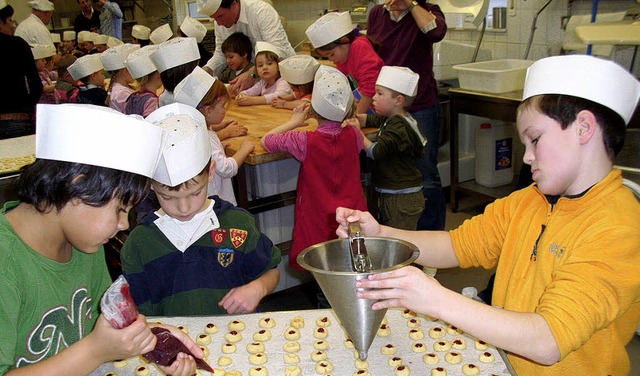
[91,308,516,376]
[0,135,35,175]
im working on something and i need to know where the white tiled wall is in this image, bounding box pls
[274,0,640,76]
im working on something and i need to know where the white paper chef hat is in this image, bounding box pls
[150,23,173,45]
[145,102,206,127]
[0,0,7,10]
[124,45,158,79]
[50,32,61,44]
[31,44,56,60]
[150,37,200,73]
[94,34,109,45]
[107,36,124,48]
[376,66,419,97]
[180,16,207,43]
[68,53,103,80]
[311,65,354,122]
[174,66,216,108]
[149,110,211,186]
[90,32,100,42]
[523,55,640,125]
[279,55,320,85]
[28,0,54,11]
[132,24,151,40]
[63,30,76,41]
[306,12,353,49]
[35,104,164,178]
[102,43,140,71]
[254,41,282,59]
[197,0,221,16]
[77,31,92,43]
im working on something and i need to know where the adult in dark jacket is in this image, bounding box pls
[74,0,100,33]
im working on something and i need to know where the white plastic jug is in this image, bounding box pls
[475,121,515,187]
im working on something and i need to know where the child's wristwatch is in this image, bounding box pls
[249,70,257,79]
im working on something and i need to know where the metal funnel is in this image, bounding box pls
[297,237,419,360]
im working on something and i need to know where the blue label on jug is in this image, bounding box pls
[495,137,512,171]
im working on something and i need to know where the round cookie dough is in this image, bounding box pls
[401,308,417,318]
[445,351,462,364]
[479,351,495,363]
[452,338,467,350]
[226,371,242,376]
[283,341,301,353]
[423,353,439,365]
[254,329,272,341]
[259,317,276,328]
[285,365,302,376]
[431,367,447,376]
[313,327,328,339]
[224,331,242,343]
[474,340,489,351]
[314,340,329,350]
[249,352,268,365]
[176,325,188,334]
[353,370,371,376]
[112,359,127,368]
[344,338,355,349]
[428,326,445,339]
[388,357,403,367]
[196,333,211,345]
[218,356,233,366]
[406,318,421,328]
[205,323,219,334]
[394,364,410,376]
[134,365,150,376]
[249,367,268,376]
[377,324,391,337]
[284,353,300,364]
[354,358,369,370]
[381,343,397,355]
[462,363,480,375]
[284,327,301,340]
[315,361,334,374]
[433,340,451,352]
[103,372,117,376]
[412,342,427,353]
[447,324,463,335]
[409,328,425,340]
[247,341,266,354]
[228,320,246,332]
[310,350,327,362]
[222,342,237,354]
[316,316,331,327]
[200,346,210,357]
[290,316,305,329]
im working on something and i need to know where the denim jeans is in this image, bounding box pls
[412,105,446,231]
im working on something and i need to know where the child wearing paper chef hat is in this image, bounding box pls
[235,41,291,106]
[271,54,319,110]
[150,36,200,107]
[174,66,252,206]
[346,65,427,230]
[101,43,139,113]
[261,65,367,284]
[178,16,213,68]
[121,103,282,316]
[337,55,640,376]
[305,11,383,115]
[0,103,202,375]
[31,43,57,104]
[131,24,151,46]
[123,45,161,116]
[68,53,108,106]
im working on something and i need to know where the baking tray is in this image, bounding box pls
[91,308,515,375]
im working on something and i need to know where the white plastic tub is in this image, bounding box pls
[453,59,534,93]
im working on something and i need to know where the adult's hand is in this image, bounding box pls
[229,72,256,95]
